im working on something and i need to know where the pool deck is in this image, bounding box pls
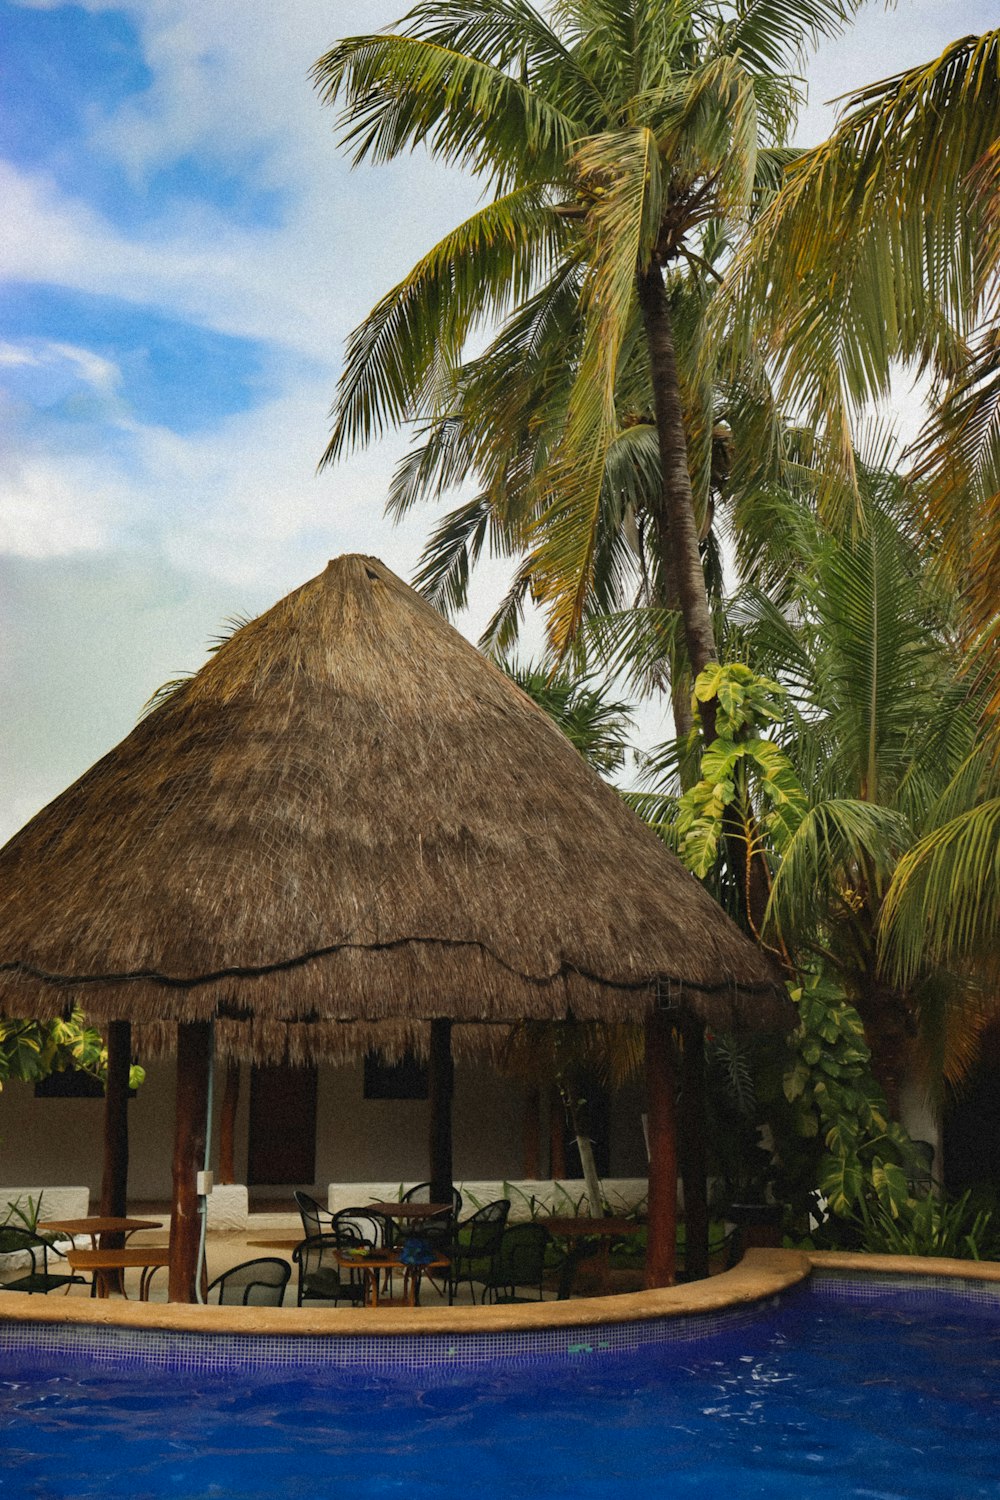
[3,1244,999,1339]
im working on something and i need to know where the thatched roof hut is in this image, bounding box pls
[0,554,781,1045]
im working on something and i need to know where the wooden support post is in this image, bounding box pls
[645,1010,677,1288]
[99,1021,131,1223]
[549,1085,567,1180]
[523,1087,541,1180]
[169,1021,212,1304]
[428,1018,454,1206]
[680,1018,710,1281]
[218,1059,240,1185]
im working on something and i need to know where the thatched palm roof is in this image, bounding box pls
[0,555,784,1050]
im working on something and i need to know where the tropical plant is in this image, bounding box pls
[780,974,926,1225]
[849,1187,1000,1262]
[718,29,999,598]
[644,466,989,1107]
[314,0,870,735]
[716,30,1000,984]
[500,660,633,775]
[0,1012,145,1094]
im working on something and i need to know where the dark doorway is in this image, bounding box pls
[247,1063,318,1185]
[943,1026,1000,1198]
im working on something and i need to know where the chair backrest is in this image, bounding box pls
[494,1222,550,1293]
[292,1233,336,1276]
[0,1227,51,1279]
[207,1257,290,1307]
[460,1198,511,1257]
[333,1207,388,1252]
[293,1190,334,1240]
[401,1181,464,1219]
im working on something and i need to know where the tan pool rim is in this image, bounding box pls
[2,1249,999,1339]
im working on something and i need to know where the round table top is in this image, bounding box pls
[367,1201,452,1219]
[38,1217,163,1236]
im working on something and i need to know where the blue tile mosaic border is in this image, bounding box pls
[2,1275,997,1375]
[810,1270,1000,1308]
[0,1300,775,1375]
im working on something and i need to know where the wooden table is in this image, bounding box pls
[39,1217,163,1249]
[367,1201,452,1250]
[544,1216,644,1296]
[333,1247,449,1307]
[39,1217,164,1296]
[66,1246,170,1301]
[367,1201,451,1221]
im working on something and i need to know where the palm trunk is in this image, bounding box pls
[217,1060,240,1185]
[637,263,718,742]
[562,1087,605,1218]
[638,263,715,1260]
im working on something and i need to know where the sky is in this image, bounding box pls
[1,0,996,844]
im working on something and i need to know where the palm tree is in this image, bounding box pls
[314,0,869,736]
[718,29,1000,720]
[650,465,989,1108]
[714,26,1000,1008]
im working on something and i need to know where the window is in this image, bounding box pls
[363,1050,428,1100]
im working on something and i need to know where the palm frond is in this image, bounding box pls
[765,796,912,950]
[880,797,1000,988]
[323,186,565,463]
[314,14,581,187]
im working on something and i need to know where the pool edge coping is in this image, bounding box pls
[3,1248,998,1339]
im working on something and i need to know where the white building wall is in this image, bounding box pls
[0,1057,652,1201]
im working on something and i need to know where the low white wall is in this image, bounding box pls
[206,1184,248,1234]
[0,1186,90,1223]
[328,1178,647,1221]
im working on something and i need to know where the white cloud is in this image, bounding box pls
[0,338,121,394]
[0,453,128,557]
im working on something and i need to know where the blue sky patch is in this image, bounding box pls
[0,4,150,160]
[0,2,285,231]
[0,283,275,433]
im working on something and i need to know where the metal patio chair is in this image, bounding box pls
[481,1222,551,1304]
[0,1226,86,1295]
[293,1190,336,1241]
[292,1234,366,1308]
[206,1257,291,1307]
[447,1198,510,1305]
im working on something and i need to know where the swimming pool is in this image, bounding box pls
[2,1274,999,1499]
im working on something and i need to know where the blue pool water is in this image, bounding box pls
[2,1283,1000,1499]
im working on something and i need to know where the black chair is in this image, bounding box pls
[481,1222,550,1304]
[293,1234,366,1307]
[206,1257,291,1307]
[0,1227,86,1295]
[400,1181,464,1218]
[398,1181,463,1251]
[556,1240,595,1301]
[447,1199,510,1305]
[332,1207,388,1252]
[293,1190,336,1241]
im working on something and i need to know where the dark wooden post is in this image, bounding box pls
[99,1021,131,1222]
[549,1085,567,1179]
[645,1010,677,1288]
[680,1019,710,1280]
[523,1087,541,1179]
[428,1019,454,1206]
[218,1059,240,1185]
[169,1021,212,1303]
